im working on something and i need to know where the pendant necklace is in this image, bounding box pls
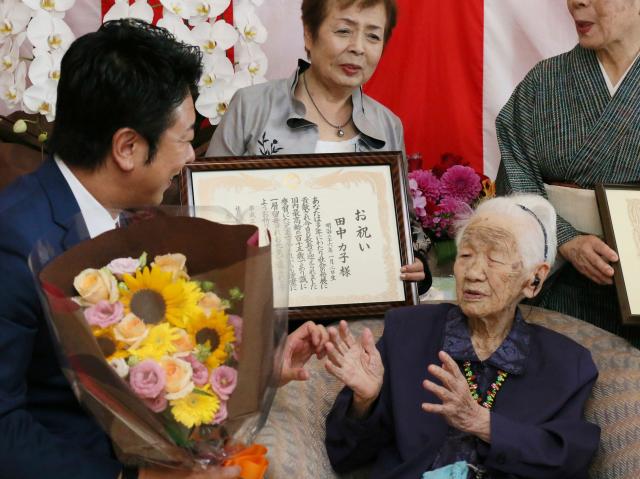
[303,73,351,137]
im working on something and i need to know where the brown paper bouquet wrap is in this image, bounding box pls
[29,209,287,469]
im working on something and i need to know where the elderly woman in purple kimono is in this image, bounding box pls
[324,194,599,478]
[495,0,640,347]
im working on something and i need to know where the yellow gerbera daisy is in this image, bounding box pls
[120,266,203,328]
[186,309,235,369]
[130,323,181,360]
[171,389,220,428]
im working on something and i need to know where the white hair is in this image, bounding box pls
[455,194,557,272]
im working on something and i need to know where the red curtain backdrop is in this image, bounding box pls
[364,0,484,172]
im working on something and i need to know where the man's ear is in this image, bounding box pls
[110,127,144,172]
[523,262,551,299]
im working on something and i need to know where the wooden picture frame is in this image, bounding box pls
[180,152,417,320]
[595,184,640,325]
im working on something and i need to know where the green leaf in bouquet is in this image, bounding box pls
[220,299,231,310]
[138,251,148,269]
[196,280,216,293]
[127,355,140,367]
[118,282,129,293]
[194,344,212,363]
[434,239,457,266]
[162,412,195,448]
[228,287,244,301]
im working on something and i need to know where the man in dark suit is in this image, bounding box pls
[0,19,330,479]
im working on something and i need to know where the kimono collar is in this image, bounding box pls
[286,59,387,148]
[442,306,531,375]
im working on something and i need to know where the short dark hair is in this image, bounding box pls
[49,19,202,170]
[301,0,397,45]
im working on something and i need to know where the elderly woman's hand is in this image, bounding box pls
[558,235,618,285]
[279,321,329,387]
[421,351,491,443]
[400,258,425,282]
[325,320,384,418]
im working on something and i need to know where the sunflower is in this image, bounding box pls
[130,323,181,360]
[120,266,203,328]
[171,389,220,428]
[92,327,129,362]
[186,309,235,369]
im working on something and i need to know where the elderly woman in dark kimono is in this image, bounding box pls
[324,194,599,478]
[495,0,640,346]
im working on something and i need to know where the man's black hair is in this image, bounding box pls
[49,19,203,169]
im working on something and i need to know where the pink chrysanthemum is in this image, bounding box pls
[440,165,481,204]
[409,170,441,202]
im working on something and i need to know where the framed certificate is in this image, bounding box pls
[180,152,417,320]
[596,184,640,325]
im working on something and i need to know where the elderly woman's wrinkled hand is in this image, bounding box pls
[558,234,618,285]
[324,320,384,418]
[421,351,491,443]
[279,321,330,387]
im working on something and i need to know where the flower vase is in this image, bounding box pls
[428,239,456,276]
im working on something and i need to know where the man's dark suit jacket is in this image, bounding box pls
[0,159,121,478]
[326,303,600,479]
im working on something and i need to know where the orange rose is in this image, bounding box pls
[161,357,194,399]
[73,268,119,305]
[114,313,148,346]
[152,253,188,280]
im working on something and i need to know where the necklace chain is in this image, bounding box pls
[302,73,351,137]
[463,360,508,410]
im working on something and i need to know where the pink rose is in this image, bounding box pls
[212,401,227,424]
[129,360,166,399]
[228,315,243,345]
[107,257,140,277]
[210,365,237,400]
[84,300,124,328]
[183,354,209,387]
[143,394,168,413]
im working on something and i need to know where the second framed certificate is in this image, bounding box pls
[180,152,416,320]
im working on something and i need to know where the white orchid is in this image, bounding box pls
[0,33,26,74]
[23,0,75,16]
[191,19,237,55]
[159,0,194,20]
[199,52,234,89]
[28,49,63,85]
[103,0,154,24]
[0,0,33,38]
[27,12,75,54]
[23,79,57,121]
[157,10,197,46]
[0,62,27,109]
[234,3,267,44]
[195,79,238,125]
[235,41,268,83]
[188,0,230,26]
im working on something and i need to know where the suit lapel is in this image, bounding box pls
[35,158,89,250]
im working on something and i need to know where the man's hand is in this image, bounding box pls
[559,235,618,285]
[140,464,241,479]
[400,258,425,282]
[279,321,329,386]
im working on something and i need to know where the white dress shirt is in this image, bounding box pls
[55,156,118,238]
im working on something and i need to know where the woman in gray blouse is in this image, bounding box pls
[207,0,430,291]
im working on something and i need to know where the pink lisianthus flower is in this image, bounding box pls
[84,300,124,328]
[210,365,238,400]
[183,354,209,387]
[409,170,441,203]
[228,315,243,345]
[106,257,140,278]
[440,165,482,204]
[143,394,168,413]
[129,360,166,399]
[212,401,228,424]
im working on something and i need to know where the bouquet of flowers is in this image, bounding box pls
[30,209,286,473]
[408,153,495,264]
